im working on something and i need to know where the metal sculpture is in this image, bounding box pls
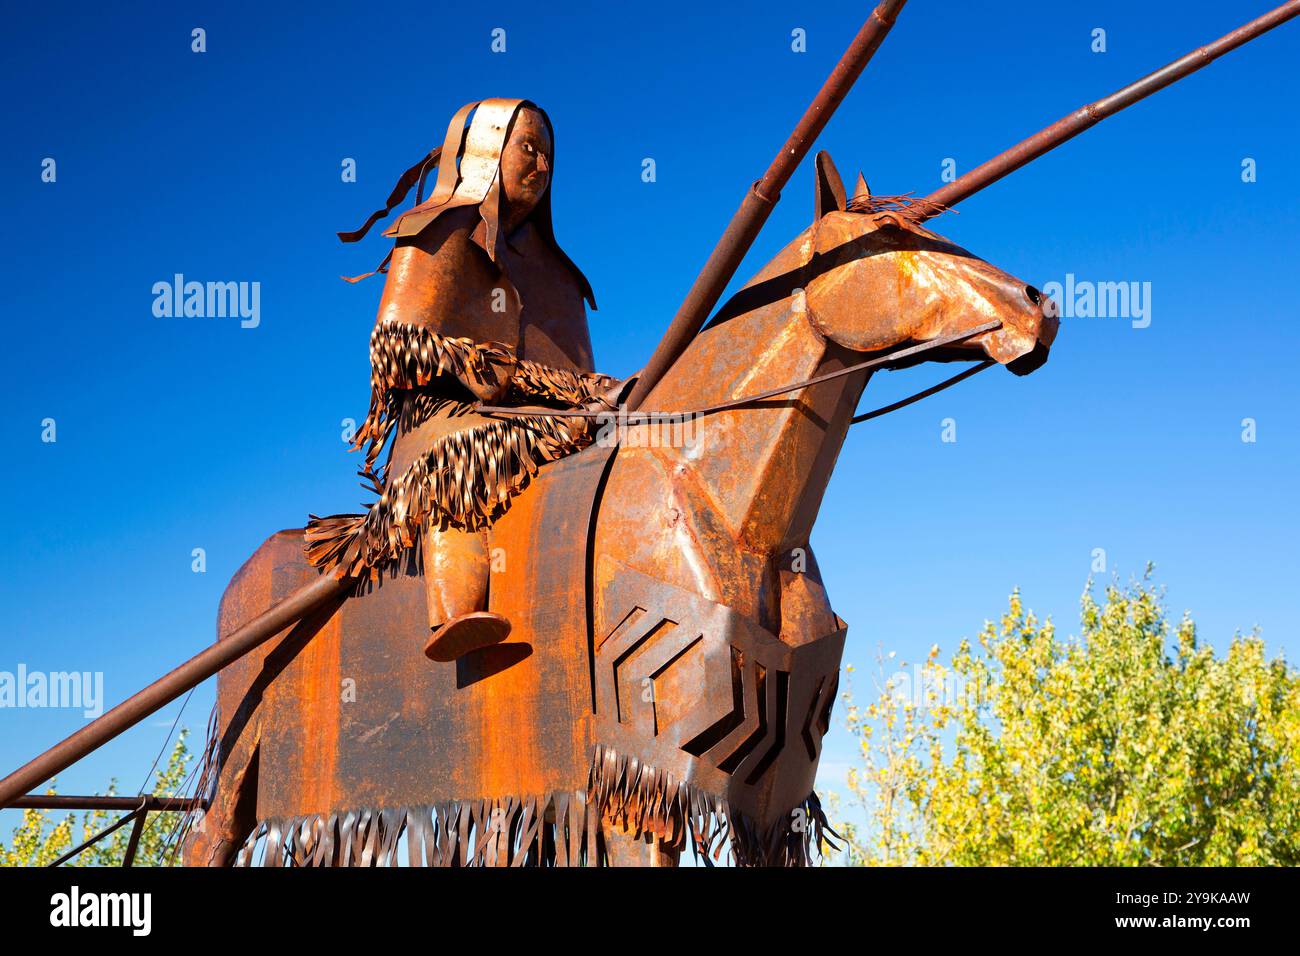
[2,0,1296,868]
[181,164,1055,867]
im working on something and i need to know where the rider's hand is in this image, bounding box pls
[466,355,518,404]
[584,380,621,413]
[584,374,638,412]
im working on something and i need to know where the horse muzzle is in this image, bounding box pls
[1004,291,1058,376]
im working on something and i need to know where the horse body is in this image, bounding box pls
[186,160,1056,866]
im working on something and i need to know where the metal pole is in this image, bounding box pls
[46,804,144,868]
[919,1,1300,216]
[121,809,149,866]
[624,0,910,410]
[0,572,350,809]
[8,795,202,811]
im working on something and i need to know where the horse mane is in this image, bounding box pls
[845,191,953,222]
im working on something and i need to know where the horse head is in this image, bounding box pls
[798,151,1058,375]
[633,151,1059,603]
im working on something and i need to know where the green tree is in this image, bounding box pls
[1,729,192,867]
[834,576,1300,865]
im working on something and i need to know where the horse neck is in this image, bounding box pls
[640,235,869,559]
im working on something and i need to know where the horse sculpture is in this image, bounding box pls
[182,153,1056,867]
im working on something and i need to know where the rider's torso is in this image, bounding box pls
[376,207,595,478]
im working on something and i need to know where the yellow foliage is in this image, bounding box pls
[832,577,1300,866]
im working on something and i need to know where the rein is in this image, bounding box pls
[476,320,1001,426]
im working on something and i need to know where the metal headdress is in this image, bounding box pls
[339,98,595,309]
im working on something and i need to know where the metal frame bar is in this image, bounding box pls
[9,795,202,811]
[121,811,149,867]
[9,795,202,867]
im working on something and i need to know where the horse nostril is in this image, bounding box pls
[1023,285,1042,307]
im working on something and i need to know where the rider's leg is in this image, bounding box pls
[422,525,489,628]
[421,525,511,661]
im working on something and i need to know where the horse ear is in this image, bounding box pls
[814,150,847,219]
[852,171,871,201]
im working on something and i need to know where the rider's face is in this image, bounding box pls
[500,108,553,224]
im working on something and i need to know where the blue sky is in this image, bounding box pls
[2,0,1297,833]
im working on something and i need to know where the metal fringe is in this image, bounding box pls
[353,321,613,478]
[307,322,615,579]
[588,744,838,867]
[168,701,221,858]
[234,790,603,868]
[304,409,594,579]
[846,190,953,221]
[234,745,835,867]
[353,323,514,476]
[511,357,614,408]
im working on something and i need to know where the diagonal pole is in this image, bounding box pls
[121,809,149,867]
[0,573,349,809]
[46,802,145,868]
[625,0,911,410]
[918,1,1300,217]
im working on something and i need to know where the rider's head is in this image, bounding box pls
[343,99,595,309]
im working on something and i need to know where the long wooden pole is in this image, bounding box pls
[624,0,910,410]
[0,574,350,809]
[918,0,1300,216]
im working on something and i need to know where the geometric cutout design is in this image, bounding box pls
[649,635,704,736]
[682,645,746,757]
[611,616,677,724]
[594,562,847,823]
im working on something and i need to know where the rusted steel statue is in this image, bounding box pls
[3,0,1297,869]
[180,106,1055,863]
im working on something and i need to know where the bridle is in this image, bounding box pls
[477,320,1001,427]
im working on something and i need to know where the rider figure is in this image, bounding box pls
[308,99,617,662]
